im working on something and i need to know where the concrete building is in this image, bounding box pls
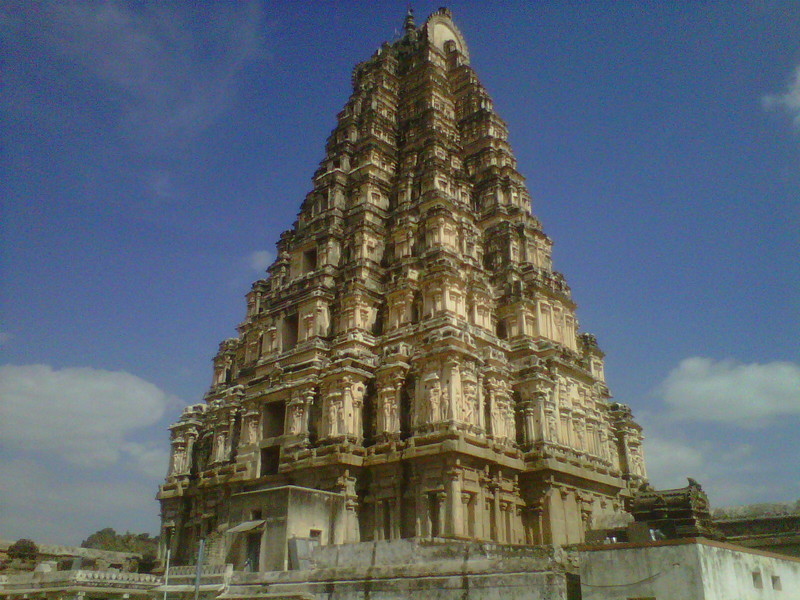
[579,538,800,600]
[157,8,648,570]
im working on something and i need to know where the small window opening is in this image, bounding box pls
[752,571,763,589]
[383,501,392,540]
[302,248,317,273]
[466,496,476,538]
[428,493,441,537]
[283,313,299,350]
[496,319,507,340]
[262,402,286,439]
[260,447,280,476]
[310,529,322,541]
[245,532,260,572]
[411,294,421,323]
[772,575,782,590]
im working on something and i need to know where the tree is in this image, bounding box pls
[8,539,38,561]
[81,528,159,573]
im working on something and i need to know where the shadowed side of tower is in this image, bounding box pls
[157,8,646,570]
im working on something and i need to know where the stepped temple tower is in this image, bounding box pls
[158,9,647,569]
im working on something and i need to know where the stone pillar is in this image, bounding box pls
[486,381,497,437]
[445,467,463,537]
[337,471,360,543]
[579,494,593,543]
[436,491,447,538]
[461,492,474,538]
[525,502,544,545]
[476,375,485,431]
[372,498,382,541]
[350,379,365,441]
[491,483,502,542]
[392,488,402,540]
[414,485,426,538]
[316,303,330,337]
[275,315,284,353]
[441,359,456,422]
[302,389,314,437]
[523,402,536,446]
[500,501,512,543]
[183,432,196,473]
[476,480,488,540]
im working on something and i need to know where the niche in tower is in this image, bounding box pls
[428,492,441,538]
[362,380,377,446]
[496,317,507,340]
[399,374,415,440]
[307,387,322,445]
[283,313,299,350]
[260,446,280,477]
[262,401,285,439]
[411,291,422,323]
[302,247,317,273]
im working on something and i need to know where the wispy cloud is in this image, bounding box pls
[642,356,800,506]
[0,457,161,544]
[643,432,796,506]
[2,1,266,152]
[763,64,800,130]
[0,364,172,467]
[0,363,176,543]
[657,357,800,427]
[247,249,275,273]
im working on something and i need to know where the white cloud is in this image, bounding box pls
[658,357,800,427]
[122,441,170,479]
[0,364,170,467]
[642,434,792,506]
[762,64,800,129]
[0,458,160,545]
[248,249,275,272]
[643,436,706,488]
[0,364,174,544]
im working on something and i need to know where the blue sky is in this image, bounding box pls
[1,1,798,545]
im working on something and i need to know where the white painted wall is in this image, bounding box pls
[698,542,800,600]
[580,540,800,600]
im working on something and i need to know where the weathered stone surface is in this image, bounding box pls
[222,540,572,600]
[579,538,800,600]
[156,8,647,574]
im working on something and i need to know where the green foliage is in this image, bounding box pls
[81,528,159,573]
[712,499,800,519]
[8,539,38,561]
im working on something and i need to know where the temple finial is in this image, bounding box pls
[404,6,415,34]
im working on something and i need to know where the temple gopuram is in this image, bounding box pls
[157,8,647,577]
